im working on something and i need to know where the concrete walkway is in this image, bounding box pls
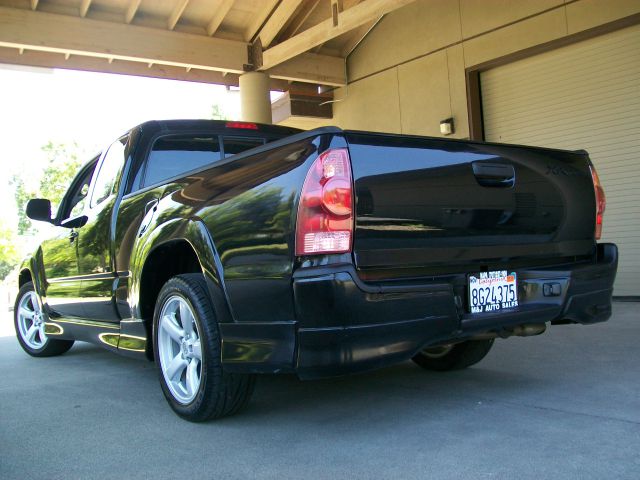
[0,303,638,479]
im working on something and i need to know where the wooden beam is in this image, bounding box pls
[125,0,141,24]
[256,0,303,48]
[0,45,299,90]
[278,0,321,40]
[30,0,39,11]
[268,52,344,86]
[312,0,344,53]
[206,0,234,36]
[79,0,92,18]
[244,0,278,42]
[168,0,190,30]
[331,0,344,27]
[261,0,414,70]
[0,6,245,72]
[0,6,346,85]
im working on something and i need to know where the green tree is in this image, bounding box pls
[11,141,86,234]
[10,176,34,236]
[0,221,19,280]
[211,103,226,120]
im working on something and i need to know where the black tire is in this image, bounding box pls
[411,339,494,371]
[153,274,255,422]
[14,282,74,357]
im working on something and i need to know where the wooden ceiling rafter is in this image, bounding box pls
[206,0,234,36]
[0,5,346,85]
[125,0,141,24]
[0,0,417,87]
[259,0,414,70]
[79,0,91,18]
[244,0,279,43]
[168,0,190,30]
[255,0,304,48]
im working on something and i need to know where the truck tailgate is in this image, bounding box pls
[345,132,596,274]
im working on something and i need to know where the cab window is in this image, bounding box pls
[91,137,127,207]
[222,137,264,158]
[55,159,98,222]
[142,135,222,188]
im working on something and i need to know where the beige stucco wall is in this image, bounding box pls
[329,0,640,138]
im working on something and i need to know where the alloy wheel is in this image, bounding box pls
[157,295,202,405]
[16,291,47,350]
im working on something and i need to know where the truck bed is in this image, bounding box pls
[345,131,597,278]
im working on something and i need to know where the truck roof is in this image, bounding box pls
[134,119,303,137]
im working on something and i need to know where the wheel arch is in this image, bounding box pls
[132,219,234,359]
[18,249,46,297]
[18,267,32,288]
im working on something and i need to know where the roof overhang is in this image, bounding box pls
[0,0,416,89]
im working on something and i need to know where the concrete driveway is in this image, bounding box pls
[1,302,638,480]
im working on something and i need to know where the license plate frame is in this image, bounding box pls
[468,270,518,314]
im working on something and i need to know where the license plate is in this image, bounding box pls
[468,270,518,313]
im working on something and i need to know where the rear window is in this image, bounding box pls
[223,137,264,158]
[133,133,271,191]
[143,135,222,187]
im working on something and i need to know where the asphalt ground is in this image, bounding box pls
[1,302,638,480]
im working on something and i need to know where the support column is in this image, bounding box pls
[239,71,272,124]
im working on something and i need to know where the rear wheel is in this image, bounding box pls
[14,282,74,357]
[153,274,255,422]
[411,339,494,371]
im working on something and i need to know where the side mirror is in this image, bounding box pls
[26,199,53,223]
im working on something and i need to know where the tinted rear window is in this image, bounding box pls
[223,137,264,158]
[143,135,221,187]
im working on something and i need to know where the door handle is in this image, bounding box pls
[139,199,159,237]
[472,162,515,188]
[144,199,159,216]
[69,230,79,243]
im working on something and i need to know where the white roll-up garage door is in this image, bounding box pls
[481,24,640,296]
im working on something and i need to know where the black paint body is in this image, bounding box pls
[20,120,618,378]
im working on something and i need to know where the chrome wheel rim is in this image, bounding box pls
[17,291,48,350]
[158,295,202,405]
[421,344,454,359]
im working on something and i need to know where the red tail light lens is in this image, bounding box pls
[295,148,353,255]
[225,121,258,130]
[590,164,606,240]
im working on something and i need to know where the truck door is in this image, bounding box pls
[40,159,98,319]
[75,137,128,323]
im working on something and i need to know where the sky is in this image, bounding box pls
[0,64,276,228]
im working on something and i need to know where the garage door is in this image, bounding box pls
[481,24,640,296]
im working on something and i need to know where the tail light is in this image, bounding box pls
[225,121,258,130]
[295,148,353,255]
[589,164,606,240]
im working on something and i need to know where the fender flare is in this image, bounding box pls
[18,247,47,299]
[128,217,235,325]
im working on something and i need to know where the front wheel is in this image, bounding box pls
[14,282,74,357]
[411,339,494,371]
[153,274,255,422]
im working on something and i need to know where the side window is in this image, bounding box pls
[143,135,222,187]
[91,137,127,207]
[222,137,264,158]
[59,158,99,221]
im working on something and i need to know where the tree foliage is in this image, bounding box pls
[211,103,226,120]
[11,141,86,235]
[0,221,19,280]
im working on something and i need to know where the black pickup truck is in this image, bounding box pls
[16,119,617,421]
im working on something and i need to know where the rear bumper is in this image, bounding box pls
[222,243,617,379]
